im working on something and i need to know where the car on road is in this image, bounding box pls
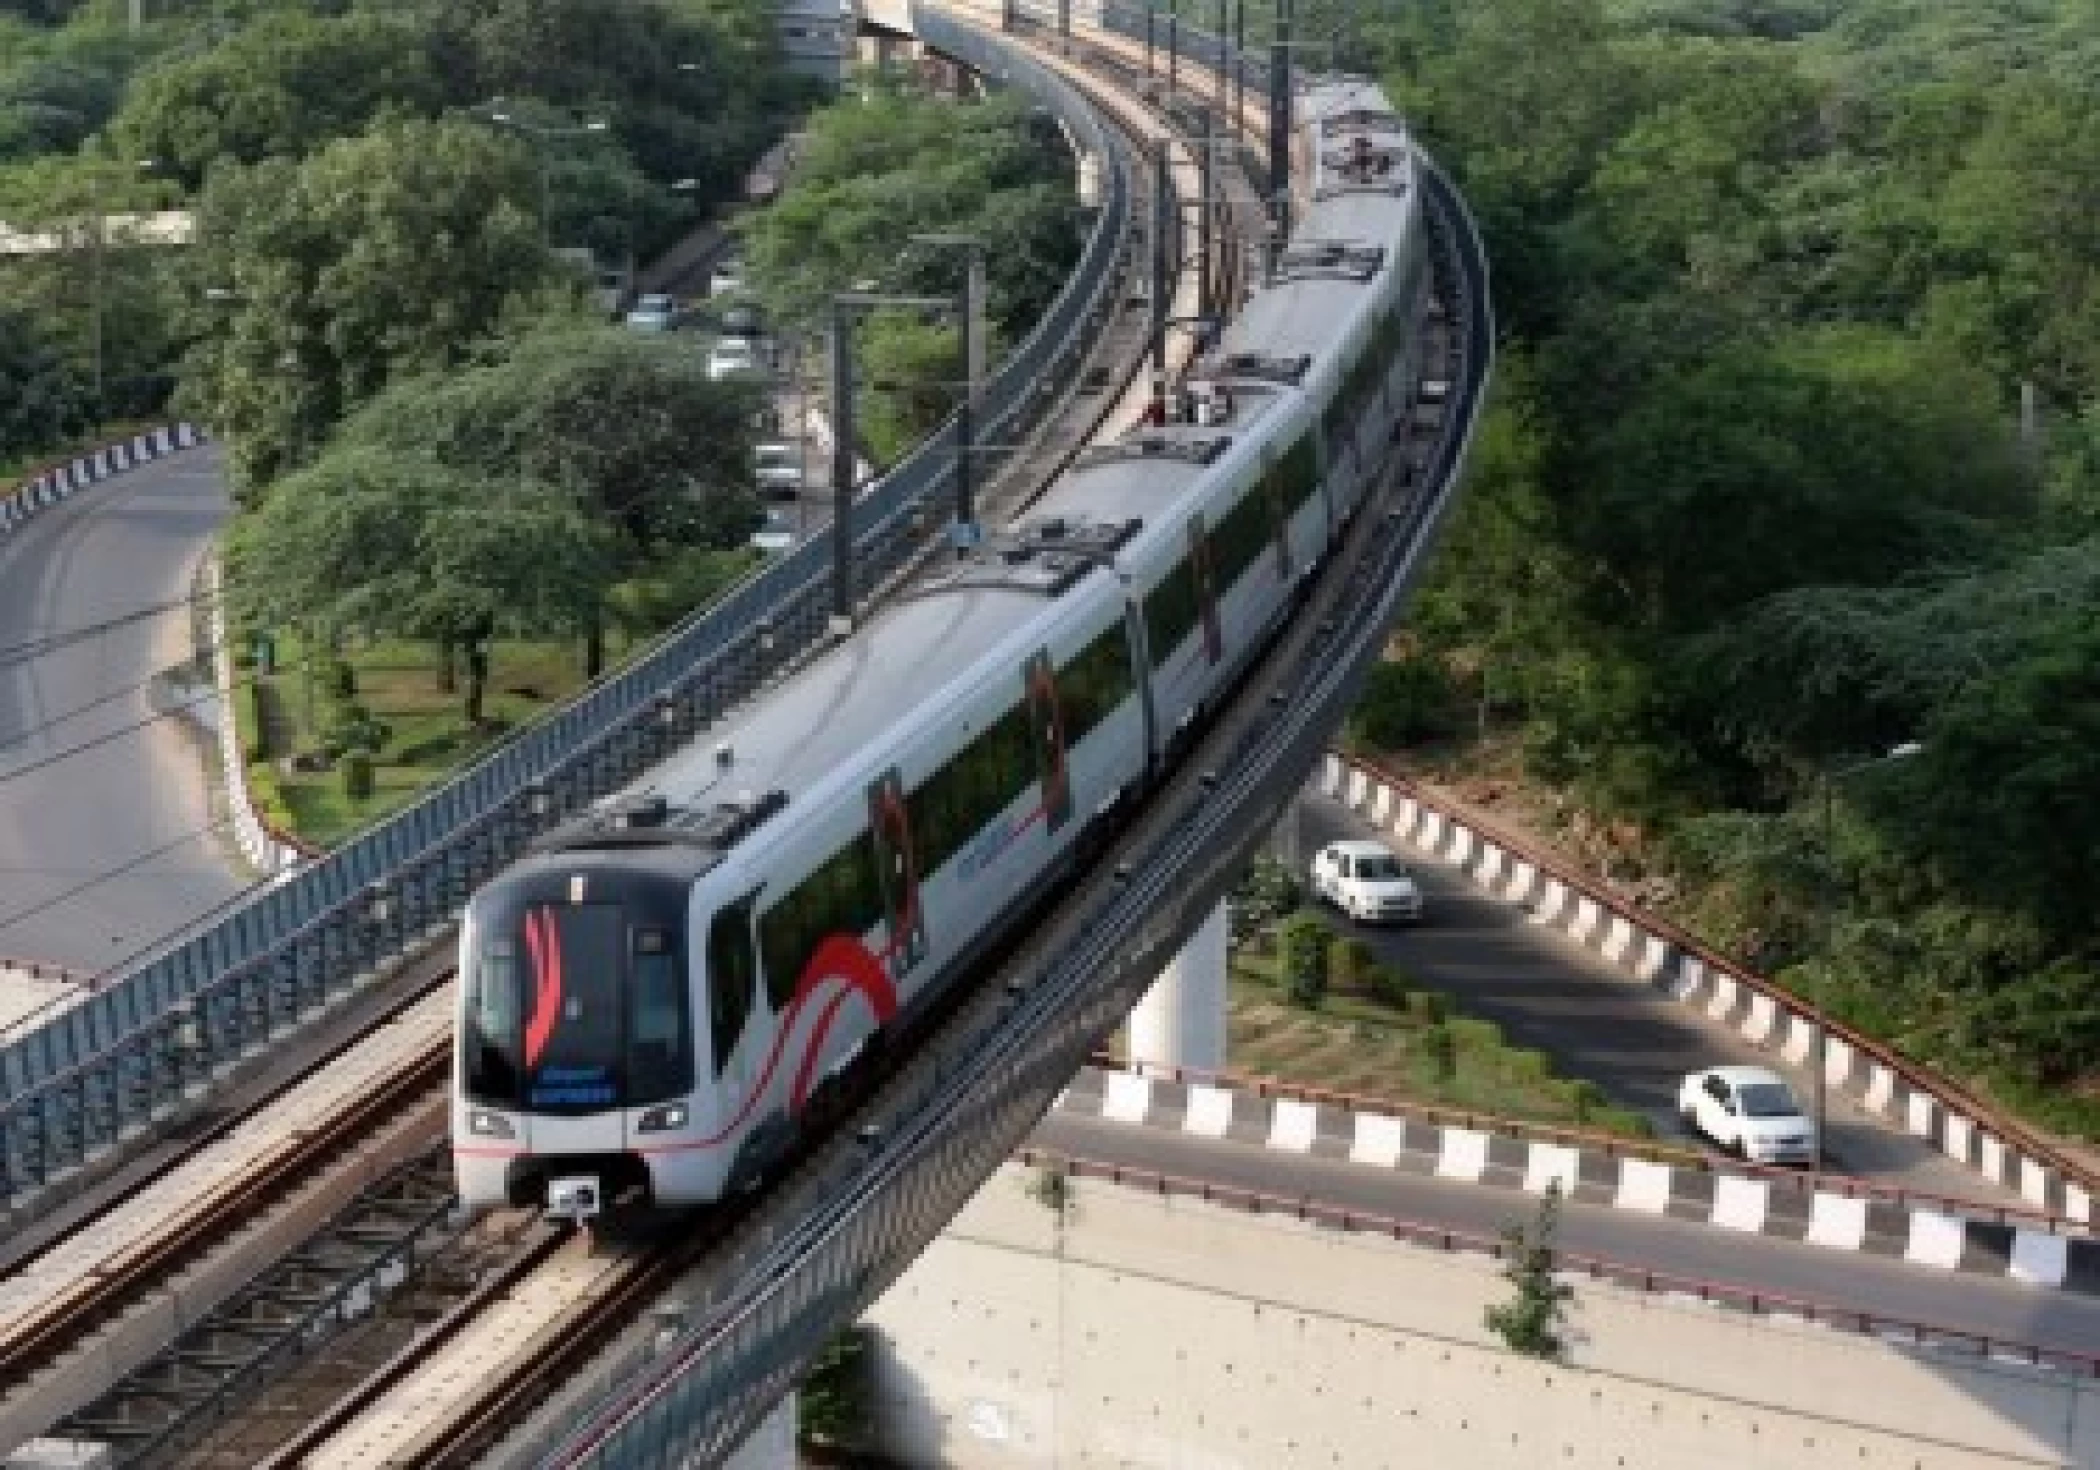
[625,293,679,332]
[1678,1065,1817,1165]
[753,441,803,500]
[748,508,795,554]
[709,255,746,298]
[1309,839,1424,924]
[707,337,761,381]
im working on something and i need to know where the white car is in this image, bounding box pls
[709,256,746,298]
[753,440,803,500]
[625,293,678,332]
[1309,839,1424,924]
[748,509,795,554]
[1678,1065,1817,1166]
[707,337,760,381]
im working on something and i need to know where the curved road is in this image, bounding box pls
[1285,789,2030,1207]
[0,445,246,978]
[1034,1109,2100,1354]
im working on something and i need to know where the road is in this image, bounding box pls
[1286,788,2028,1207]
[0,445,246,978]
[1033,1109,2100,1353]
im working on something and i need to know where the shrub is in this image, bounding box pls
[1505,1047,1553,1082]
[1279,910,1330,1008]
[243,681,271,763]
[1564,1079,1609,1124]
[323,702,388,759]
[341,751,374,800]
[1595,1107,1655,1139]
[1409,988,1450,1025]
[1328,935,1375,990]
[1448,1016,1503,1051]
[1230,855,1303,945]
[1422,1023,1457,1081]
[329,659,357,700]
[799,1325,874,1448]
[1348,650,1461,751]
[1366,962,1411,1006]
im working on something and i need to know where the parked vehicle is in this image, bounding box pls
[1678,1065,1817,1165]
[754,441,803,499]
[709,255,746,299]
[1310,839,1425,924]
[626,293,679,332]
[707,337,761,381]
[748,508,795,554]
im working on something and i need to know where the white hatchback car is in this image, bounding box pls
[1309,839,1424,924]
[1678,1065,1817,1166]
[707,337,760,381]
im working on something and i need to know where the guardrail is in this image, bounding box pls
[512,58,1496,1466]
[1105,1055,2085,1231]
[0,15,1135,1209]
[1015,1149,2100,1378]
[0,424,205,543]
[1325,752,2100,1227]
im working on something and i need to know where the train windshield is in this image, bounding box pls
[462,902,693,1113]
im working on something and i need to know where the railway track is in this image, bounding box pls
[0,978,456,1456]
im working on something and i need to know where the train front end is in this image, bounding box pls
[451,853,727,1218]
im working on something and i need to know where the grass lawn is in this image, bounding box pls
[1141,937,1656,1140]
[237,631,626,848]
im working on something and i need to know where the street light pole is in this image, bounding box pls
[1810,740,1924,1181]
[909,234,987,553]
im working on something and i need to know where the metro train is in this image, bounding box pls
[452,73,1434,1215]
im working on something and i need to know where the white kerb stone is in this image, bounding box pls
[1435,1128,1490,1182]
[1181,1083,1234,1138]
[1348,1112,1405,1167]
[1101,1070,1152,1124]
[1902,1210,1966,1270]
[1709,1174,1769,1234]
[1267,1097,1318,1153]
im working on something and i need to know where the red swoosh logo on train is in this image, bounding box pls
[642,932,899,1151]
[521,907,563,1070]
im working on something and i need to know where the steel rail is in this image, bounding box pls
[0,1033,448,1392]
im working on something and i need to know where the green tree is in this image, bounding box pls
[1278,910,1330,1008]
[0,300,89,459]
[1485,1181,1574,1359]
[228,446,612,723]
[107,9,444,185]
[179,115,559,493]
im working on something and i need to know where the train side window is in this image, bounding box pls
[706,898,757,1074]
[758,835,884,1012]
[1144,559,1198,666]
[1057,618,1135,745]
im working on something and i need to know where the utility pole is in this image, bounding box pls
[1168,0,1179,98]
[910,234,988,553]
[1268,0,1293,252]
[1150,143,1172,423]
[1234,0,1246,129]
[829,300,856,634]
[1197,107,1213,322]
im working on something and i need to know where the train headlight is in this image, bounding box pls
[637,1102,689,1133]
[467,1108,516,1139]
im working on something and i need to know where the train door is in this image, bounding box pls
[1023,649,1072,834]
[1260,452,1293,581]
[866,768,926,978]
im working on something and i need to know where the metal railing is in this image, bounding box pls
[517,124,1496,1470]
[0,10,1135,1210]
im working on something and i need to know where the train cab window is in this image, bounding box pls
[628,928,691,1103]
[463,934,522,1105]
[706,899,757,1075]
[521,904,624,1111]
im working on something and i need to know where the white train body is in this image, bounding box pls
[454,76,1432,1211]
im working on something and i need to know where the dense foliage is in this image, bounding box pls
[0,0,798,468]
[738,78,1083,460]
[1329,0,2100,1131]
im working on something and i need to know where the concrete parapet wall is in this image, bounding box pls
[861,1166,2100,1468]
[0,425,204,543]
